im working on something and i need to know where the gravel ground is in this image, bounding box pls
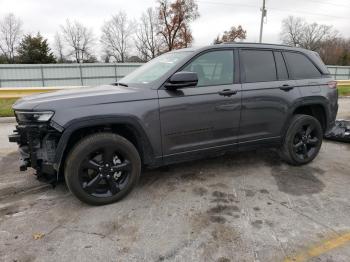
[0,98,349,262]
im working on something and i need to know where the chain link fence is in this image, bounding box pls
[0,63,349,88]
[0,63,142,88]
[327,66,350,80]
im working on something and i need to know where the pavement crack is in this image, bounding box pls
[156,239,194,262]
[46,224,63,236]
[268,196,339,235]
[270,228,289,258]
[61,226,114,241]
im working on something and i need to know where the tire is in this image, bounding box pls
[64,132,141,205]
[280,114,323,166]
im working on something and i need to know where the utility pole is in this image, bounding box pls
[259,0,267,43]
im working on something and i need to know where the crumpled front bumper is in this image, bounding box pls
[8,123,61,178]
[9,131,30,171]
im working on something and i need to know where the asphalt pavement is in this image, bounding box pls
[0,98,349,262]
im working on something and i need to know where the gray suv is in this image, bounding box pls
[9,43,338,205]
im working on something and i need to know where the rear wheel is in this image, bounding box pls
[280,114,323,166]
[65,133,141,205]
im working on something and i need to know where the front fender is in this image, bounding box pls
[53,115,160,173]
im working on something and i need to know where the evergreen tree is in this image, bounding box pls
[17,33,56,63]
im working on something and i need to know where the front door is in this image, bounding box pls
[158,49,241,159]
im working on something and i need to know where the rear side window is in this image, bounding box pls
[284,52,321,79]
[241,50,277,82]
[274,52,288,80]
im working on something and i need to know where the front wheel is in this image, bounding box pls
[280,114,323,166]
[64,133,141,205]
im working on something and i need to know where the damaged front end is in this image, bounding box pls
[8,111,63,183]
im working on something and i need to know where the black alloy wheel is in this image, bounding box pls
[65,133,141,205]
[292,122,321,161]
[79,148,131,197]
[280,114,323,165]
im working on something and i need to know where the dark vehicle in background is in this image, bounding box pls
[9,43,338,205]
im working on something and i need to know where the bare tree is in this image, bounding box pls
[61,20,95,63]
[135,8,162,61]
[158,0,199,51]
[101,11,134,62]
[54,32,65,62]
[280,16,305,47]
[0,13,22,63]
[280,16,338,51]
[302,22,337,50]
[319,38,350,66]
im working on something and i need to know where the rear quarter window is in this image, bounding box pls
[284,52,322,79]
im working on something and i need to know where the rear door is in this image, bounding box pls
[158,49,241,158]
[239,49,299,144]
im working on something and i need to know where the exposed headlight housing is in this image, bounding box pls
[15,111,54,123]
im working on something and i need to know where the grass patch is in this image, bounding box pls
[0,98,18,117]
[338,85,350,97]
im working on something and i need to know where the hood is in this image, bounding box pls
[13,84,157,111]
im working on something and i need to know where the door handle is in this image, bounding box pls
[279,84,294,91]
[218,89,237,97]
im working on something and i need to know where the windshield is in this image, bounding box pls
[120,51,192,85]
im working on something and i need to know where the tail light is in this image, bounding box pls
[327,81,337,89]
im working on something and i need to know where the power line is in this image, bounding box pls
[197,0,350,20]
[199,0,350,9]
[305,0,350,8]
[198,0,259,9]
[269,6,349,20]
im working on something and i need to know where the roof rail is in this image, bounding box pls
[219,42,293,48]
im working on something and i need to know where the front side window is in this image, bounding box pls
[182,50,234,87]
[283,52,321,79]
[241,50,277,83]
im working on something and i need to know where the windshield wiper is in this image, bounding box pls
[113,82,128,87]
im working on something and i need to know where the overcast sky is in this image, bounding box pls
[1,0,350,58]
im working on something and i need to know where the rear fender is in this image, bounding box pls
[281,96,330,138]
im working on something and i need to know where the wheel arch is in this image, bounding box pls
[53,115,157,177]
[282,97,330,137]
[293,104,327,131]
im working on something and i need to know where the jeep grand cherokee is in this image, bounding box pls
[9,43,338,205]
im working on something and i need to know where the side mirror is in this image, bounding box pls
[165,71,198,90]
